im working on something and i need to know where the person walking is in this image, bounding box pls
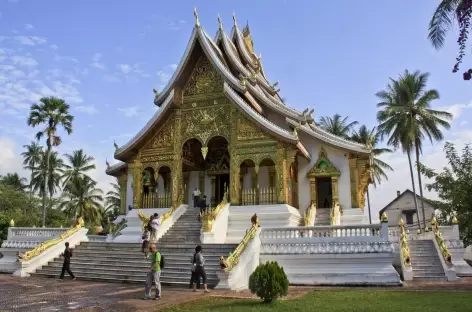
[59,242,76,281]
[144,244,162,300]
[192,245,209,293]
[193,188,200,209]
[141,230,150,259]
[150,213,160,243]
[189,253,201,290]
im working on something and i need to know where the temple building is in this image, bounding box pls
[105,12,373,221]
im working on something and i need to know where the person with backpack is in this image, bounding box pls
[59,242,76,281]
[144,244,164,300]
[191,245,209,293]
[189,253,201,290]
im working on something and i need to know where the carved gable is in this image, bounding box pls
[307,148,341,178]
[184,55,223,96]
[142,118,174,151]
[236,111,271,141]
[181,105,230,145]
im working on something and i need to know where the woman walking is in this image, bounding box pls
[191,245,209,293]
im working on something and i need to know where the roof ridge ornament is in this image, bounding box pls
[218,13,223,29]
[232,11,237,26]
[194,7,200,27]
[113,140,119,151]
[106,159,110,169]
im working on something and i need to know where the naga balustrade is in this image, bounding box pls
[241,187,277,205]
[303,203,316,226]
[201,187,228,232]
[2,227,70,249]
[431,216,452,264]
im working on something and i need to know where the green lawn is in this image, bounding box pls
[162,290,472,312]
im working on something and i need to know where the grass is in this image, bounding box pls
[162,290,472,312]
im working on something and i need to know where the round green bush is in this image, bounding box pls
[249,261,289,303]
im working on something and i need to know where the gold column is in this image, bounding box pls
[286,150,297,207]
[276,144,286,204]
[171,109,182,207]
[118,173,127,214]
[230,150,240,205]
[349,154,359,208]
[310,178,317,205]
[331,176,339,206]
[129,160,142,208]
[183,172,189,204]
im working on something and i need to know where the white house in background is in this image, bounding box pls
[379,189,437,228]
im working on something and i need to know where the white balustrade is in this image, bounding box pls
[2,227,70,249]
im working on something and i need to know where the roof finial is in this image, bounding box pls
[232,11,237,26]
[218,13,223,29]
[194,7,200,27]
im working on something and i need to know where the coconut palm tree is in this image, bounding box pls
[318,114,358,139]
[105,182,121,216]
[27,96,74,226]
[376,70,452,231]
[59,177,103,224]
[0,173,28,192]
[21,141,43,194]
[30,151,64,199]
[351,125,393,223]
[61,149,96,189]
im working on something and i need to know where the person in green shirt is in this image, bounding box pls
[144,244,162,300]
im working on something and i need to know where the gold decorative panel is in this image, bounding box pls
[307,148,341,178]
[184,56,223,96]
[181,105,230,145]
[142,118,175,151]
[236,113,270,141]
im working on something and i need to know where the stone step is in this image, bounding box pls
[47,261,221,270]
[70,254,225,262]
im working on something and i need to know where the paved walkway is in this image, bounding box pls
[1,275,472,312]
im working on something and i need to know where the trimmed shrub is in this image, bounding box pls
[249,261,289,303]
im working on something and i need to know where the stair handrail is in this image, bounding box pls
[18,217,85,262]
[431,216,452,264]
[200,186,228,232]
[303,203,316,226]
[219,214,260,272]
[111,218,128,239]
[399,218,411,267]
[330,200,341,225]
[137,204,182,232]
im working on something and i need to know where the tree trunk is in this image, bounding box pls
[42,142,52,227]
[415,142,427,231]
[407,149,421,232]
[367,186,372,224]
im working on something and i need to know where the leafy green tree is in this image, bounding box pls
[428,0,472,80]
[0,173,28,192]
[27,96,74,227]
[351,125,393,223]
[418,142,472,245]
[21,141,43,194]
[30,151,64,198]
[59,177,103,224]
[376,70,452,231]
[105,182,121,216]
[62,149,96,190]
[318,114,358,139]
[0,184,42,227]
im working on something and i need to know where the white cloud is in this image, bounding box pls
[438,101,472,120]
[169,63,177,71]
[118,106,139,117]
[11,55,38,67]
[75,105,99,115]
[53,55,79,63]
[14,36,47,46]
[0,136,26,178]
[24,24,34,30]
[91,53,105,69]
[103,73,120,83]
[118,64,132,73]
[50,44,59,50]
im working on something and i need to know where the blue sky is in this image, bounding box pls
[0,0,471,214]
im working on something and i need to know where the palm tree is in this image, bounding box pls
[376,70,452,232]
[30,151,64,198]
[0,173,28,192]
[27,96,74,227]
[351,125,393,224]
[105,182,121,217]
[62,149,96,189]
[318,114,358,139]
[21,141,43,195]
[59,177,103,224]
[428,1,472,79]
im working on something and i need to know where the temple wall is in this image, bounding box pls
[126,170,133,208]
[297,132,352,214]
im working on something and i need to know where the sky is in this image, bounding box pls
[0,0,471,218]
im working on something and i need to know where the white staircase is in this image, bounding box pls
[314,208,331,225]
[409,240,447,281]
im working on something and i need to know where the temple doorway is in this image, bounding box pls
[215,174,229,204]
[205,136,230,206]
[316,177,332,208]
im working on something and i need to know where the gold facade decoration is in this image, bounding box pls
[141,154,174,163]
[236,114,269,141]
[184,56,223,96]
[181,105,230,145]
[150,120,174,149]
[201,146,208,159]
[118,173,127,214]
[171,110,183,207]
[348,154,359,208]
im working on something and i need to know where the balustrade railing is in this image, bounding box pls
[220,214,260,272]
[431,216,452,264]
[201,186,228,232]
[141,192,171,208]
[303,203,316,226]
[8,227,68,239]
[241,187,277,205]
[399,218,411,267]
[261,224,383,241]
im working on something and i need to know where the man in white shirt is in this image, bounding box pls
[150,213,160,243]
[192,188,200,209]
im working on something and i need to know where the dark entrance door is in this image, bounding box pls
[316,177,332,208]
[215,174,230,204]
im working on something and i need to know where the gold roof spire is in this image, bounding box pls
[194,7,200,27]
[232,11,237,26]
[218,13,223,29]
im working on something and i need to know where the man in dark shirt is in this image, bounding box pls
[59,242,76,280]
